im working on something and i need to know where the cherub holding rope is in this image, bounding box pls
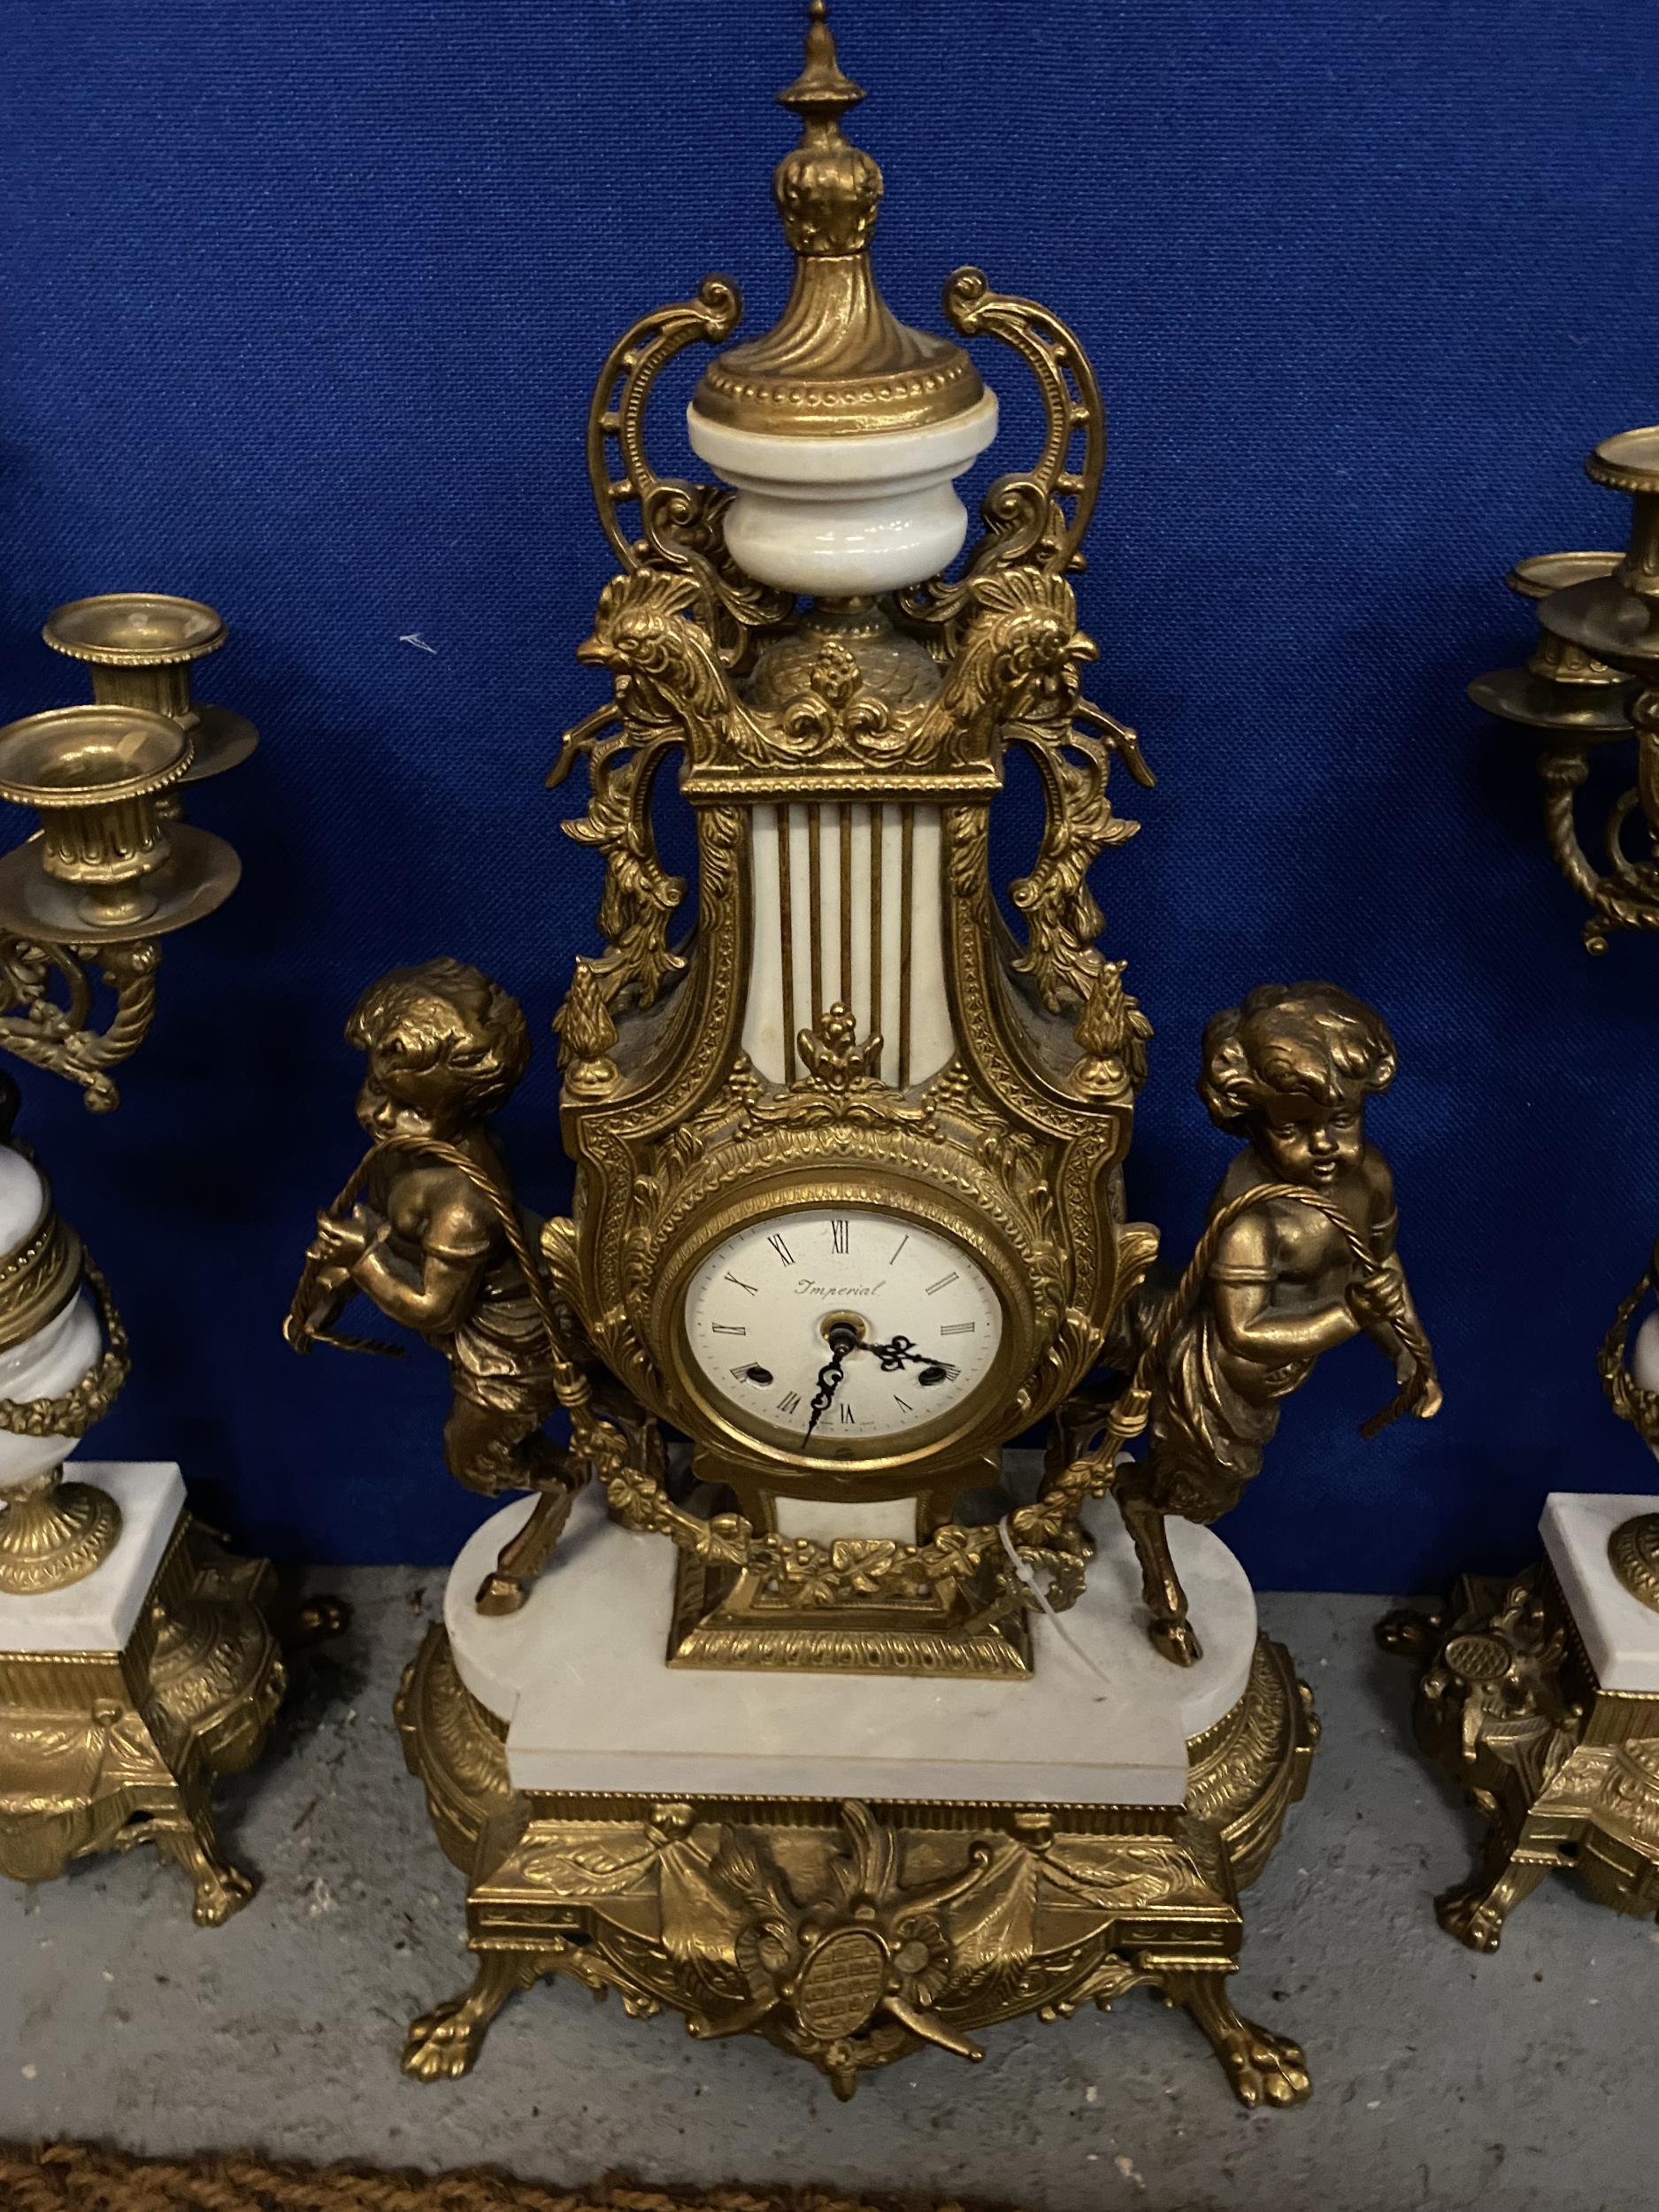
[1108,982,1440,1664]
[284,958,584,1614]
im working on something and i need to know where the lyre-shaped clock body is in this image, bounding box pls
[546,18,1156,1675]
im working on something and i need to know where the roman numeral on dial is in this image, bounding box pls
[767,1233,795,1266]
[830,1217,850,1255]
[925,1271,959,1296]
[939,1321,975,1337]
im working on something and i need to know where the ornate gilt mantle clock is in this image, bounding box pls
[292,4,1440,2103]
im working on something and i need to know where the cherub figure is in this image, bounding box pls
[1111,981,1440,1665]
[285,958,580,1614]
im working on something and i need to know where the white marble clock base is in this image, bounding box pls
[446,1486,1257,1804]
[400,1485,1315,2104]
[0,1460,285,1924]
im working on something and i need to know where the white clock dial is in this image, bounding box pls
[682,1206,1003,1456]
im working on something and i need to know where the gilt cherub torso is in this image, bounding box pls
[364,1139,555,1416]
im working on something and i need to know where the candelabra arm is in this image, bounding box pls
[0,937,162,1111]
[1535,746,1603,907]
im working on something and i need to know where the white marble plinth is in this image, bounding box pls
[1540,1489,1659,1694]
[446,1486,1258,1806]
[0,1462,184,1655]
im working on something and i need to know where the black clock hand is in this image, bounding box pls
[805,1341,850,1438]
[864,1333,959,1382]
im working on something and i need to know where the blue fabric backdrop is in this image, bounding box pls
[4,0,1658,1587]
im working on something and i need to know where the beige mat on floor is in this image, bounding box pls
[0,2150,994,2212]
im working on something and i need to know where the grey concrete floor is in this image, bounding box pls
[3,1571,1655,2212]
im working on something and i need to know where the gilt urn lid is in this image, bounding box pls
[691,3,986,442]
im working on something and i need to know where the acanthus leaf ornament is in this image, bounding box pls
[1071,958,1152,1094]
[554,956,621,1094]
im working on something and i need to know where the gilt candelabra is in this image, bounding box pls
[1383,426,1659,1953]
[0,592,290,1925]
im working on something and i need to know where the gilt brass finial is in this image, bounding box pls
[690,3,984,438]
[779,2,865,134]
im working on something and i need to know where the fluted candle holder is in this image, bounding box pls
[44,591,259,789]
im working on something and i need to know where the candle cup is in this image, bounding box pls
[0,705,241,956]
[0,705,193,932]
[1539,431,1659,680]
[43,592,258,787]
[1467,551,1635,737]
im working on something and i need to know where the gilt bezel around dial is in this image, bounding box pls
[652,1169,1037,1483]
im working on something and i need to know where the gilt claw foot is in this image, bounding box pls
[1164,1973,1311,2109]
[403,1953,544,2080]
[472,1574,530,1617]
[1435,1881,1506,1953]
[1373,1604,1442,1660]
[1217,2017,1310,2108]
[403,1999,492,2081]
[190,1860,257,1927]
[150,1823,257,1926]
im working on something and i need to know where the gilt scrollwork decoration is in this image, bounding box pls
[561,559,1116,780]
[546,710,687,1019]
[898,268,1105,652]
[1006,708,1155,1018]
[0,938,162,1113]
[585,274,793,664]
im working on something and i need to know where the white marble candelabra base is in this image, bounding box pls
[1386,1486,1659,1951]
[0,1460,286,1923]
[1541,1489,1659,1692]
[0,1461,184,1650]
[445,1485,1258,1805]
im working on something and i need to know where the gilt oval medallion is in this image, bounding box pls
[792,1927,888,2039]
[1608,1513,1659,1616]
